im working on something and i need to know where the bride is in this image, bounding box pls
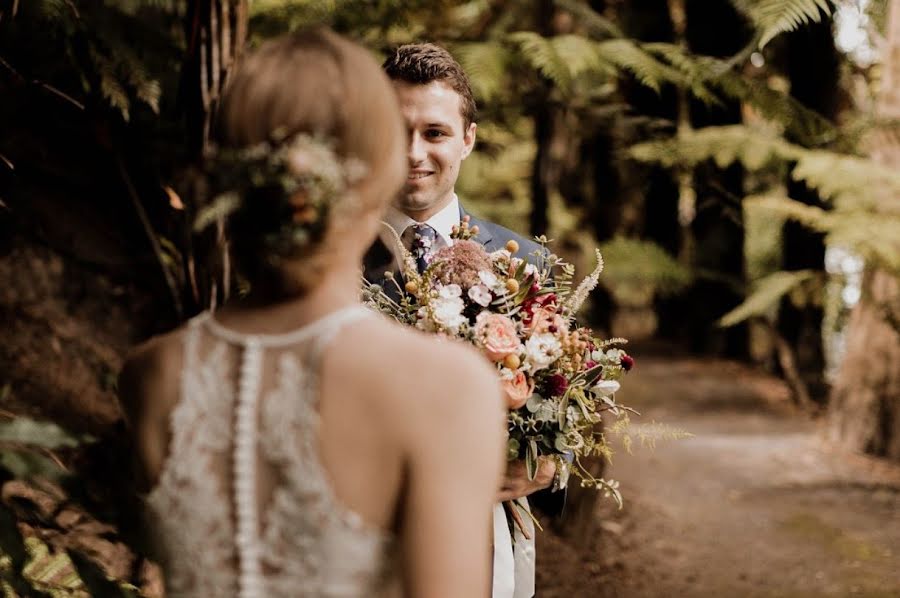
[118,30,506,598]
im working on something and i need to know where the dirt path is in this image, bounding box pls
[536,356,900,598]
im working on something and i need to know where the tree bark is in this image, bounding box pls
[826,0,900,460]
[778,13,840,403]
[180,0,248,310]
[826,270,900,458]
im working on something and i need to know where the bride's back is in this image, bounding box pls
[120,30,505,598]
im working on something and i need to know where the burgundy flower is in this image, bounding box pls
[621,354,635,371]
[521,292,559,326]
[584,360,597,370]
[547,373,569,397]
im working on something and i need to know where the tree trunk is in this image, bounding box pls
[680,0,751,358]
[182,0,249,159]
[180,0,248,310]
[777,13,840,403]
[826,0,900,460]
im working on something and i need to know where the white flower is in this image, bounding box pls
[478,270,499,288]
[523,333,562,373]
[523,263,538,277]
[491,249,511,262]
[438,284,462,299]
[591,380,620,397]
[468,284,492,307]
[431,294,466,333]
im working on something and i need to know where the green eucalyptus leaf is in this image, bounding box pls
[526,439,539,480]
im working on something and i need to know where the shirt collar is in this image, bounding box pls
[382,194,460,248]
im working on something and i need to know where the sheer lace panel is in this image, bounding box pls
[144,306,397,598]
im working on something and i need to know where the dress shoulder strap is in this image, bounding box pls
[201,305,371,349]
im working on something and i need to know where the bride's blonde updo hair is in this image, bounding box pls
[212,29,405,297]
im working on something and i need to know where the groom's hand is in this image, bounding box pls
[496,457,555,502]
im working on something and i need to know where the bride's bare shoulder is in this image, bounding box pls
[349,316,502,410]
[117,327,186,426]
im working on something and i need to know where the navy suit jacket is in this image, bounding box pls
[362,204,566,517]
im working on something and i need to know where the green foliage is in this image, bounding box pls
[596,237,692,305]
[0,416,139,596]
[452,41,515,104]
[630,126,900,274]
[8,0,178,121]
[719,269,817,327]
[732,0,833,48]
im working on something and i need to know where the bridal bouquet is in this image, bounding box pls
[363,217,634,507]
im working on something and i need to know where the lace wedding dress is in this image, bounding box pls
[144,305,398,598]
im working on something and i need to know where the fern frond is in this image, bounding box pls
[715,70,836,145]
[745,194,832,232]
[792,150,900,206]
[732,0,832,48]
[641,42,721,105]
[719,269,817,327]
[629,125,800,170]
[556,0,624,38]
[452,41,513,103]
[594,39,686,93]
[97,63,131,121]
[553,35,607,79]
[747,194,900,273]
[508,31,573,89]
[643,42,835,143]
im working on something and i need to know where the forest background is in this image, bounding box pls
[0,0,898,595]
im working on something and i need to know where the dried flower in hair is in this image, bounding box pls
[197,133,368,258]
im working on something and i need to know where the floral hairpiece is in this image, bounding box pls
[196,132,368,257]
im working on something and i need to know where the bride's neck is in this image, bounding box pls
[215,267,361,333]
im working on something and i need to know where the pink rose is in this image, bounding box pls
[474,312,521,362]
[503,370,534,410]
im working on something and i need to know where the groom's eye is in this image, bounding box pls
[424,129,446,139]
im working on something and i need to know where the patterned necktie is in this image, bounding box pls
[405,223,438,274]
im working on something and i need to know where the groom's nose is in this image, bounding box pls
[408,132,427,165]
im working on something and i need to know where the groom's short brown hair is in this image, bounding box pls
[382,43,477,128]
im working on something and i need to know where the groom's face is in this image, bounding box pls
[393,80,476,221]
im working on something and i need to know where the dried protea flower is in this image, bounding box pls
[430,240,493,289]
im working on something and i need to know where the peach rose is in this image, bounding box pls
[503,370,534,410]
[527,306,568,335]
[474,312,521,362]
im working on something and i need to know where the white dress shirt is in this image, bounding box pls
[379,195,460,268]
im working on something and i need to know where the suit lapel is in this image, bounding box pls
[363,237,403,302]
[459,204,495,251]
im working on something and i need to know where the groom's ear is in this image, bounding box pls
[461,122,477,160]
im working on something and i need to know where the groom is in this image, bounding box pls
[364,43,566,598]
